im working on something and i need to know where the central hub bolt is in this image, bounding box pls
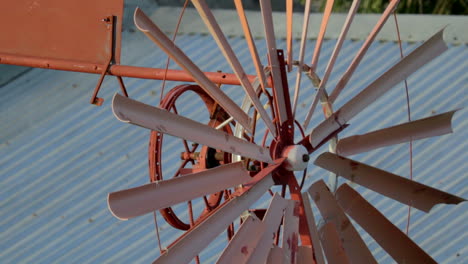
[281,145,310,171]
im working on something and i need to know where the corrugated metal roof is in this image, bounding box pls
[1,20,467,264]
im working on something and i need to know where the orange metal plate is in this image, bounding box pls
[0,0,124,65]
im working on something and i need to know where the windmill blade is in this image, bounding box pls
[234,0,268,92]
[291,0,312,118]
[108,162,250,220]
[259,0,291,124]
[302,0,360,128]
[328,0,400,103]
[318,223,351,264]
[247,194,289,264]
[301,192,326,264]
[314,153,466,212]
[266,246,288,264]
[297,246,314,264]
[282,200,300,264]
[217,214,265,264]
[336,184,437,264]
[286,0,293,72]
[310,0,335,72]
[308,180,377,263]
[309,28,448,147]
[152,164,278,264]
[336,110,457,156]
[192,0,277,137]
[112,94,273,164]
[133,7,252,133]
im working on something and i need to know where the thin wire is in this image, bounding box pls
[159,0,190,103]
[393,12,413,236]
[152,211,164,254]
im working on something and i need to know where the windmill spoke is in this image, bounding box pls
[292,0,312,118]
[302,0,360,128]
[329,0,401,103]
[234,0,268,92]
[260,0,291,124]
[308,28,448,148]
[112,94,273,163]
[315,153,466,212]
[192,0,277,137]
[134,7,253,133]
[310,0,335,72]
[336,110,457,156]
[336,184,437,263]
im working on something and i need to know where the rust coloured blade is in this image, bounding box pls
[301,192,326,264]
[329,0,400,103]
[310,0,335,72]
[133,8,252,133]
[152,168,277,264]
[282,200,300,264]
[302,0,360,128]
[234,0,268,91]
[309,28,448,148]
[217,214,265,264]
[192,0,277,137]
[318,223,351,264]
[246,194,289,264]
[308,180,377,263]
[337,110,457,156]
[291,0,312,118]
[108,162,250,220]
[336,184,437,264]
[259,0,290,124]
[315,153,466,212]
[286,0,293,72]
[112,94,273,163]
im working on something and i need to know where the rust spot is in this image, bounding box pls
[241,246,249,255]
[341,219,350,231]
[293,202,301,217]
[224,133,229,142]
[230,146,236,153]
[350,161,359,171]
[290,233,299,263]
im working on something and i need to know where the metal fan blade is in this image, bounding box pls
[309,28,448,147]
[297,246,314,264]
[112,94,273,164]
[282,200,300,264]
[266,246,288,264]
[309,180,377,263]
[247,194,289,264]
[310,0,335,72]
[291,0,312,118]
[217,214,265,264]
[192,0,277,137]
[315,153,466,212]
[234,0,268,92]
[302,0,359,128]
[133,7,252,133]
[336,184,437,264]
[336,110,457,156]
[108,162,250,220]
[301,192,326,264]
[318,223,351,264]
[152,166,278,264]
[259,0,291,124]
[286,0,293,72]
[328,0,400,103]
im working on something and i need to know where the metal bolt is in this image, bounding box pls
[302,154,310,162]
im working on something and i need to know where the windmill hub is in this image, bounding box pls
[281,145,309,171]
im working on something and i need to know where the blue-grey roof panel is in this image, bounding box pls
[1,26,467,263]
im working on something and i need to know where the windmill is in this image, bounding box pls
[0,0,465,263]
